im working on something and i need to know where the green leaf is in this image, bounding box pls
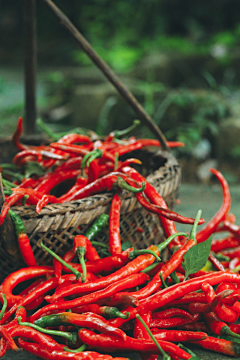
[182,235,212,280]
[23,161,45,179]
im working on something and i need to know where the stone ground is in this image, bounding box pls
[3,183,240,360]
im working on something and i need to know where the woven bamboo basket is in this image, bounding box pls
[0,147,181,281]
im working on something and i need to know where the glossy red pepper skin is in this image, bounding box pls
[0,266,54,309]
[78,329,191,359]
[191,336,240,356]
[0,274,76,325]
[109,272,240,328]
[152,308,193,320]
[150,314,200,329]
[128,238,196,299]
[197,168,231,243]
[46,245,158,303]
[109,192,122,255]
[151,328,207,341]
[29,273,149,322]
[134,311,157,360]
[34,312,126,340]
[19,338,127,360]
[208,252,226,271]
[211,236,240,253]
[9,209,37,267]
[202,282,238,323]
[122,166,181,248]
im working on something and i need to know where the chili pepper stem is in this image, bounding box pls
[17,317,78,343]
[221,326,240,340]
[40,241,82,281]
[63,344,88,353]
[190,210,202,241]
[129,249,161,262]
[158,232,188,253]
[136,314,171,360]
[0,294,7,321]
[159,271,168,288]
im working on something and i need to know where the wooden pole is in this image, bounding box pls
[43,0,170,151]
[24,0,37,134]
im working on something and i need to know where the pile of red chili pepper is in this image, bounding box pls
[1,119,240,359]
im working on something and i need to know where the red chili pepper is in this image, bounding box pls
[211,236,240,253]
[109,272,240,329]
[30,273,149,322]
[188,289,233,314]
[78,329,191,359]
[202,282,238,323]
[136,192,205,225]
[191,336,240,356]
[152,308,194,320]
[197,168,231,243]
[58,133,92,145]
[45,245,159,303]
[151,328,207,341]
[0,274,76,325]
[208,252,226,271]
[204,311,240,339]
[121,166,181,248]
[12,117,27,151]
[109,192,122,255]
[34,312,126,340]
[8,209,37,267]
[127,237,197,299]
[0,266,53,309]
[150,313,200,329]
[217,220,240,239]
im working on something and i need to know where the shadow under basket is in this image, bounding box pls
[0,147,181,281]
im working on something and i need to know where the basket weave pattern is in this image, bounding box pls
[0,148,181,281]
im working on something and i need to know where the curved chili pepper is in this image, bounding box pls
[106,120,141,142]
[58,133,92,145]
[134,312,158,360]
[78,329,191,359]
[180,322,209,333]
[0,266,54,309]
[121,166,181,248]
[30,273,149,322]
[58,171,144,203]
[152,308,194,320]
[217,220,240,239]
[8,209,36,267]
[197,168,231,243]
[204,311,240,339]
[71,304,129,319]
[211,236,240,253]
[208,252,226,271]
[12,117,27,151]
[96,293,139,308]
[188,289,233,314]
[0,274,76,325]
[136,192,205,225]
[150,314,200,329]
[127,235,197,299]
[18,338,128,360]
[109,191,122,255]
[109,271,240,329]
[45,245,159,303]
[201,282,238,323]
[34,312,126,340]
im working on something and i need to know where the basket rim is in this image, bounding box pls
[12,148,180,219]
